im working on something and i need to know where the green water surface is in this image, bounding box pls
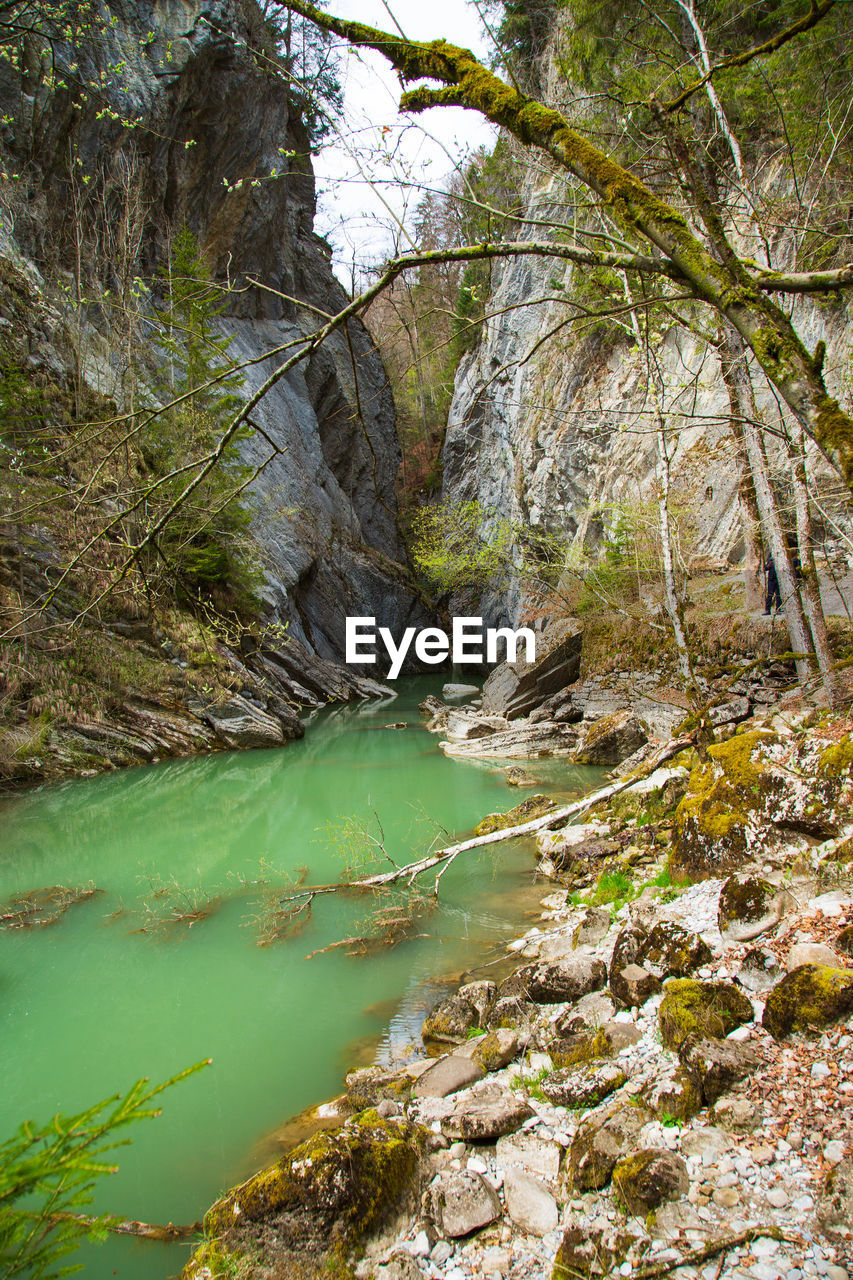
[0,678,603,1278]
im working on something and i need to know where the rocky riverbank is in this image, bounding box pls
[183,677,853,1280]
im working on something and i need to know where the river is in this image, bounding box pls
[0,677,604,1278]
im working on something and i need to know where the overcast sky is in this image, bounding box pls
[311,0,498,286]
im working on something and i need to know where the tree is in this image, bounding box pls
[0,1062,206,1279]
[278,0,853,484]
[145,225,259,607]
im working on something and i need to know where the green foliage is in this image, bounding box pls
[0,1061,208,1279]
[410,500,516,594]
[146,226,260,607]
[590,869,633,908]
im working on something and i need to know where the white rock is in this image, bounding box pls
[811,1062,831,1079]
[824,1141,844,1166]
[503,1167,559,1236]
[766,1187,789,1208]
[409,1231,431,1257]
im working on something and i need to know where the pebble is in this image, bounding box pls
[767,1187,789,1208]
[811,1062,831,1079]
[825,1269,849,1280]
[824,1141,845,1166]
[431,1241,453,1266]
[793,1195,815,1211]
[713,1187,740,1207]
[409,1231,430,1257]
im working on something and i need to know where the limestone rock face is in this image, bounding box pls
[481,621,583,719]
[200,696,284,748]
[763,964,853,1038]
[0,0,431,696]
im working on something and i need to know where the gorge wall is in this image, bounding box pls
[440,24,852,629]
[0,0,428,675]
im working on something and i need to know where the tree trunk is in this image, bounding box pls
[786,422,841,707]
[718,329,815,683]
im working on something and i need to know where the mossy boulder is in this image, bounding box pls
[672,731,780,874]
[762,964,853,1039]
[345,1066,411,1112]
[717,875,781,942]
[200,1110,424,1272]
[552,1225,637,1280]
[642,922,712,978]
[540,1060,626,1109]
[471,1028,520,1072]
[422,981,495,1043]
[680,1034,761,1104]
[548,1026,613,1070]
[658,979,753,1052]
[612,1148,689,1215]
[567,1102,654,1191]
[573,710,648,766]
[475,795,555,836]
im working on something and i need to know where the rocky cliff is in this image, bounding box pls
[441,26,852,628]
[0,0,431,781]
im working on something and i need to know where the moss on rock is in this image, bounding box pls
[763,964,853,1039]
[658,979,753,1052]
[474,794,555,836]
[672,731,780,874]
[548,1025,613,1069]
[198,1110,424,1276]
[612,1148,689,1215]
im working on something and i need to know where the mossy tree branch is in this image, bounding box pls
[282,0,853,489]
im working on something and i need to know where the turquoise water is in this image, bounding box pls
[0,679,603,1278]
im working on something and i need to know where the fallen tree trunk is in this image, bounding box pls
[279,736,694,912]
[49,1212,201,1241]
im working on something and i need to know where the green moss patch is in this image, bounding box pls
[763,964,853,1039]
[474,794,555,835]
[658,979,753,1052]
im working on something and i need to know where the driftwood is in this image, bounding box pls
[278,735,694,920]
[49,1211,201,1242]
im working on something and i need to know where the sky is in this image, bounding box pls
[311,0,498,285]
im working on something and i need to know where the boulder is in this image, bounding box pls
[658,979,753,1052]
[573,906,612,947]
[612,1148,689,1214]
[470,1028,520,1072]
[574,710,648,766]
[442,1090,534,1142]
[345,1066,411,1111]
[680,1034,761,1105]
[641,1065,702,1122]
[547,1026,613,1069]
[540,1060,626,1109]
[375,1252,423,1280]
[481,621,583,720]
[641,923,713,978]
[475,795,555,835]
[503,1167,559,1235]
[495,1131,561,1182]
[486,996,539,1032]
[567,1102,654,1191]
[552,1226,637,1280]
[506,766,538,787]
[609,924,645,979]
[610,964,661,1009]
[718,875,787,942]
[412,1056,486,1100]
[427,1170,500,1238]
[819,1157,853,1231]
[536,822,609,861]
[202,695,285,748]
[600,1021,644,1053]
[203,1110,423,1251]
[787,941,841,971]
[499,955,607,1005]
[443,710,504,741]
[762,964,853,1038]
[441,721,578,759]
[711,1096,761,1132]
[737,946,781,993]
[443,683,480,698]
[422,994,481,1044]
